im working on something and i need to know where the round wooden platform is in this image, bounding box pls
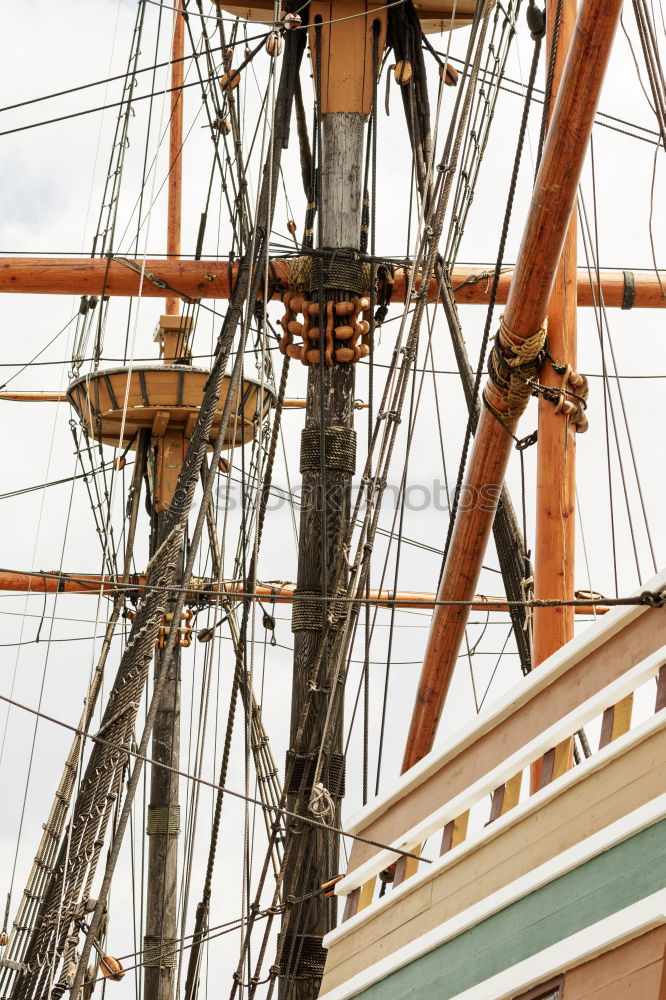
[217,0,481,33]
[67,365,274,450]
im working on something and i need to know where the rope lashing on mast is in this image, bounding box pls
[486,314,590,431]
[299,425,357,475]
[280,251,371,294]
[486,314,549,422]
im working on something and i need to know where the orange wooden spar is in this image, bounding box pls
[0,570,608,613]
[531,0,578,791]
[0,392,67,402]
[402,0,624,774]
[0,392,350,410]
[0,257,663,308]
[166,0,184,315]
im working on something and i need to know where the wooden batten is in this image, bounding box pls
[599,694,634,749]
[440,811,470,854]
[488,772,522,824]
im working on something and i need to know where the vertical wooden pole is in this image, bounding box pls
[281,111,365,1000]
[144,7,184,1000]
[166,0,184,315]
[531,0,577,792]
[143,538,181,1000]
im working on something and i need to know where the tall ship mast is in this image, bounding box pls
[0,1,664,1000]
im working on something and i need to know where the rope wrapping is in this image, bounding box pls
[284,252,371,296]
[290,591,348,633]
[285,753,345,798]
[277,935,326,978]
[485,313,549,422]
[299,426,357,476]
[309,249,368,296]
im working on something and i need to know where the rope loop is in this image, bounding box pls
[308,782,335,823]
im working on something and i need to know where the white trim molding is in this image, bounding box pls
[344,569,666,842]
[325,790,666,950]
[336,649,666,897]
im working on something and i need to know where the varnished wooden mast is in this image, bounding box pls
[166,0,184,315]
[1,257,663,307]
[279,6,387,997]
[531,0,577,790]
[402,0,624,773]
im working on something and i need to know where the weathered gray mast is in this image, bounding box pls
[144,6,185,999]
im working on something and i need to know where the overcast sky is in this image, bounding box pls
[0,0,664,994]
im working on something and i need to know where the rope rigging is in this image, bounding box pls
[2,2,663,999]
[406,0,538,674]
[0,435,147,999]
[235,6,501,994]
[4,8,297,999]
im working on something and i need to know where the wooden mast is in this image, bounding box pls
[531,0,577,790]
[279,7,385,997]
[144,6,185,1000]
[280,108,366,1000]
[166,0,184,316]
[402,0,624,773]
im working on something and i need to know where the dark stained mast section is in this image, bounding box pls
[279,5,386,996]
[281,112,364,997]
